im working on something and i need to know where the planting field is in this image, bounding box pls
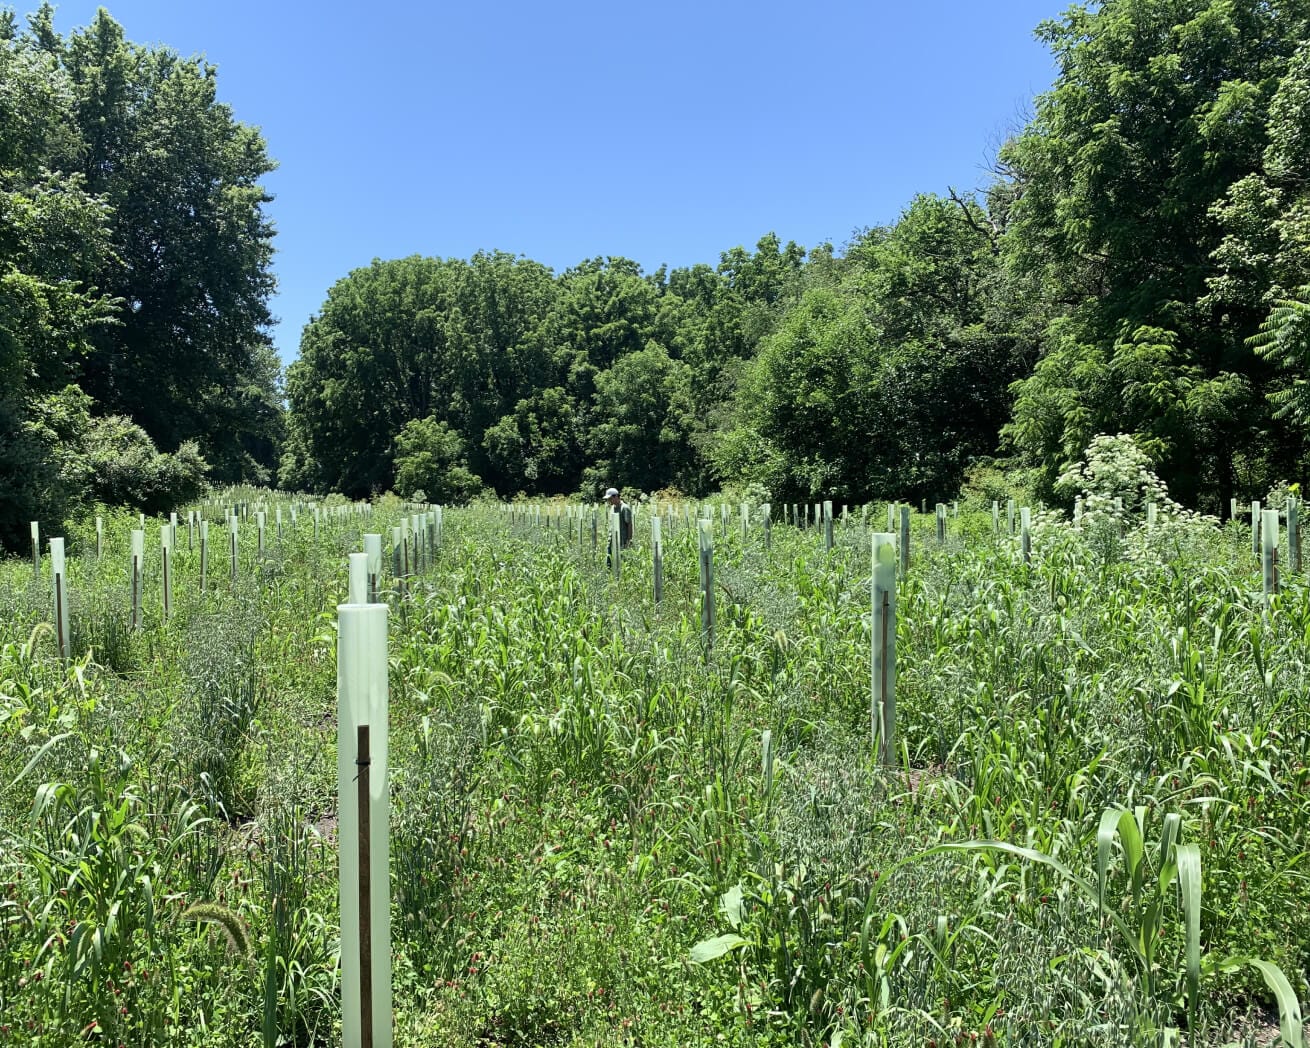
[1,496,1308,1047]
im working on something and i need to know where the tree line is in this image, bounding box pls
[5,0,1310,549]
[286,0,1310,513]
[0,4,279,548]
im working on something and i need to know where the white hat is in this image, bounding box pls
[604,488,620,498]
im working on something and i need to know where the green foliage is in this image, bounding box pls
[588,342,698,493]
[61,10,280,483]
[0,6,278,547]
[717,196,1020,503]
[287,243,820,501]
[286,252,555,497]
[1249,286,1310,429]
[481,386,583,495]
[4,499,1310,1045]
[1003,0,1310,509]
[393,416,483,504]
[83,416,209,516]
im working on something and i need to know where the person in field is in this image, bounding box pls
[604,487,633,561]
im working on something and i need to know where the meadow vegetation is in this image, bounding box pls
[1,474,1308,1046]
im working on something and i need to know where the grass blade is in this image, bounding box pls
[1176,842,1201,1024]
[1246,959,1304,1048]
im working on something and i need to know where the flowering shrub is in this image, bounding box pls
[1056,434,1219,564]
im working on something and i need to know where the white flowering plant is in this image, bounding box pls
[1055,434,1220,565]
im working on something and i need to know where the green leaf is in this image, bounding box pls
[1096,806,1120,907]
[689,933,749,964]
[1246,959,1304,1048]
[720,884,745,930]
[1176,842,1201,1021]
[11,732,72,789]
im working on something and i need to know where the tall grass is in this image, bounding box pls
[0,500,1307,1046]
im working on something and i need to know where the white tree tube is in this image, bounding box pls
[1288,497,1301,574]
[337,602,391,1048]
[131,529,144,629]
[1262,508,1280,598]
[200,520,209,592]
[96,516,104,560]
[31,521,39,578]
[898,506,911,575]
[1020,507,1032,565]
[364,533,382,602]
[652,516,663,604]
[698,520,715,648]
[1251,501,1262,558]
[349,552,368,605]
[51,538,69,659]
[160,525,172,622]
[871,533,897,766]
[230,515,240,582]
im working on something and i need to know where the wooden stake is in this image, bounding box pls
[357,725,374,1048]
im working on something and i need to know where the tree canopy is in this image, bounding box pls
[0,4,277,546]
[10,0,1310,535]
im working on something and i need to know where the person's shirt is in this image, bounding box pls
[619,502,633,546]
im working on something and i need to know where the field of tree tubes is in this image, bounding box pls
[1,488,1308,1048]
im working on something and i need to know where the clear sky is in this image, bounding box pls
[46,1,1063,366]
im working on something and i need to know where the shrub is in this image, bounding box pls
[84,415,209,515]
[393,416,483,504]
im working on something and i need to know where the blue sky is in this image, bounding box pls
[47,1,1063,365]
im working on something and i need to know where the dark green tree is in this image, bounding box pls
[589,342,698,493]
[59,9,280,483]
[0,12,116,545]
[1002,0,1310,507]
[718,196,1018,503]
[393,415,482,504]
[284,253,556,496]
[481,386,583,496]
